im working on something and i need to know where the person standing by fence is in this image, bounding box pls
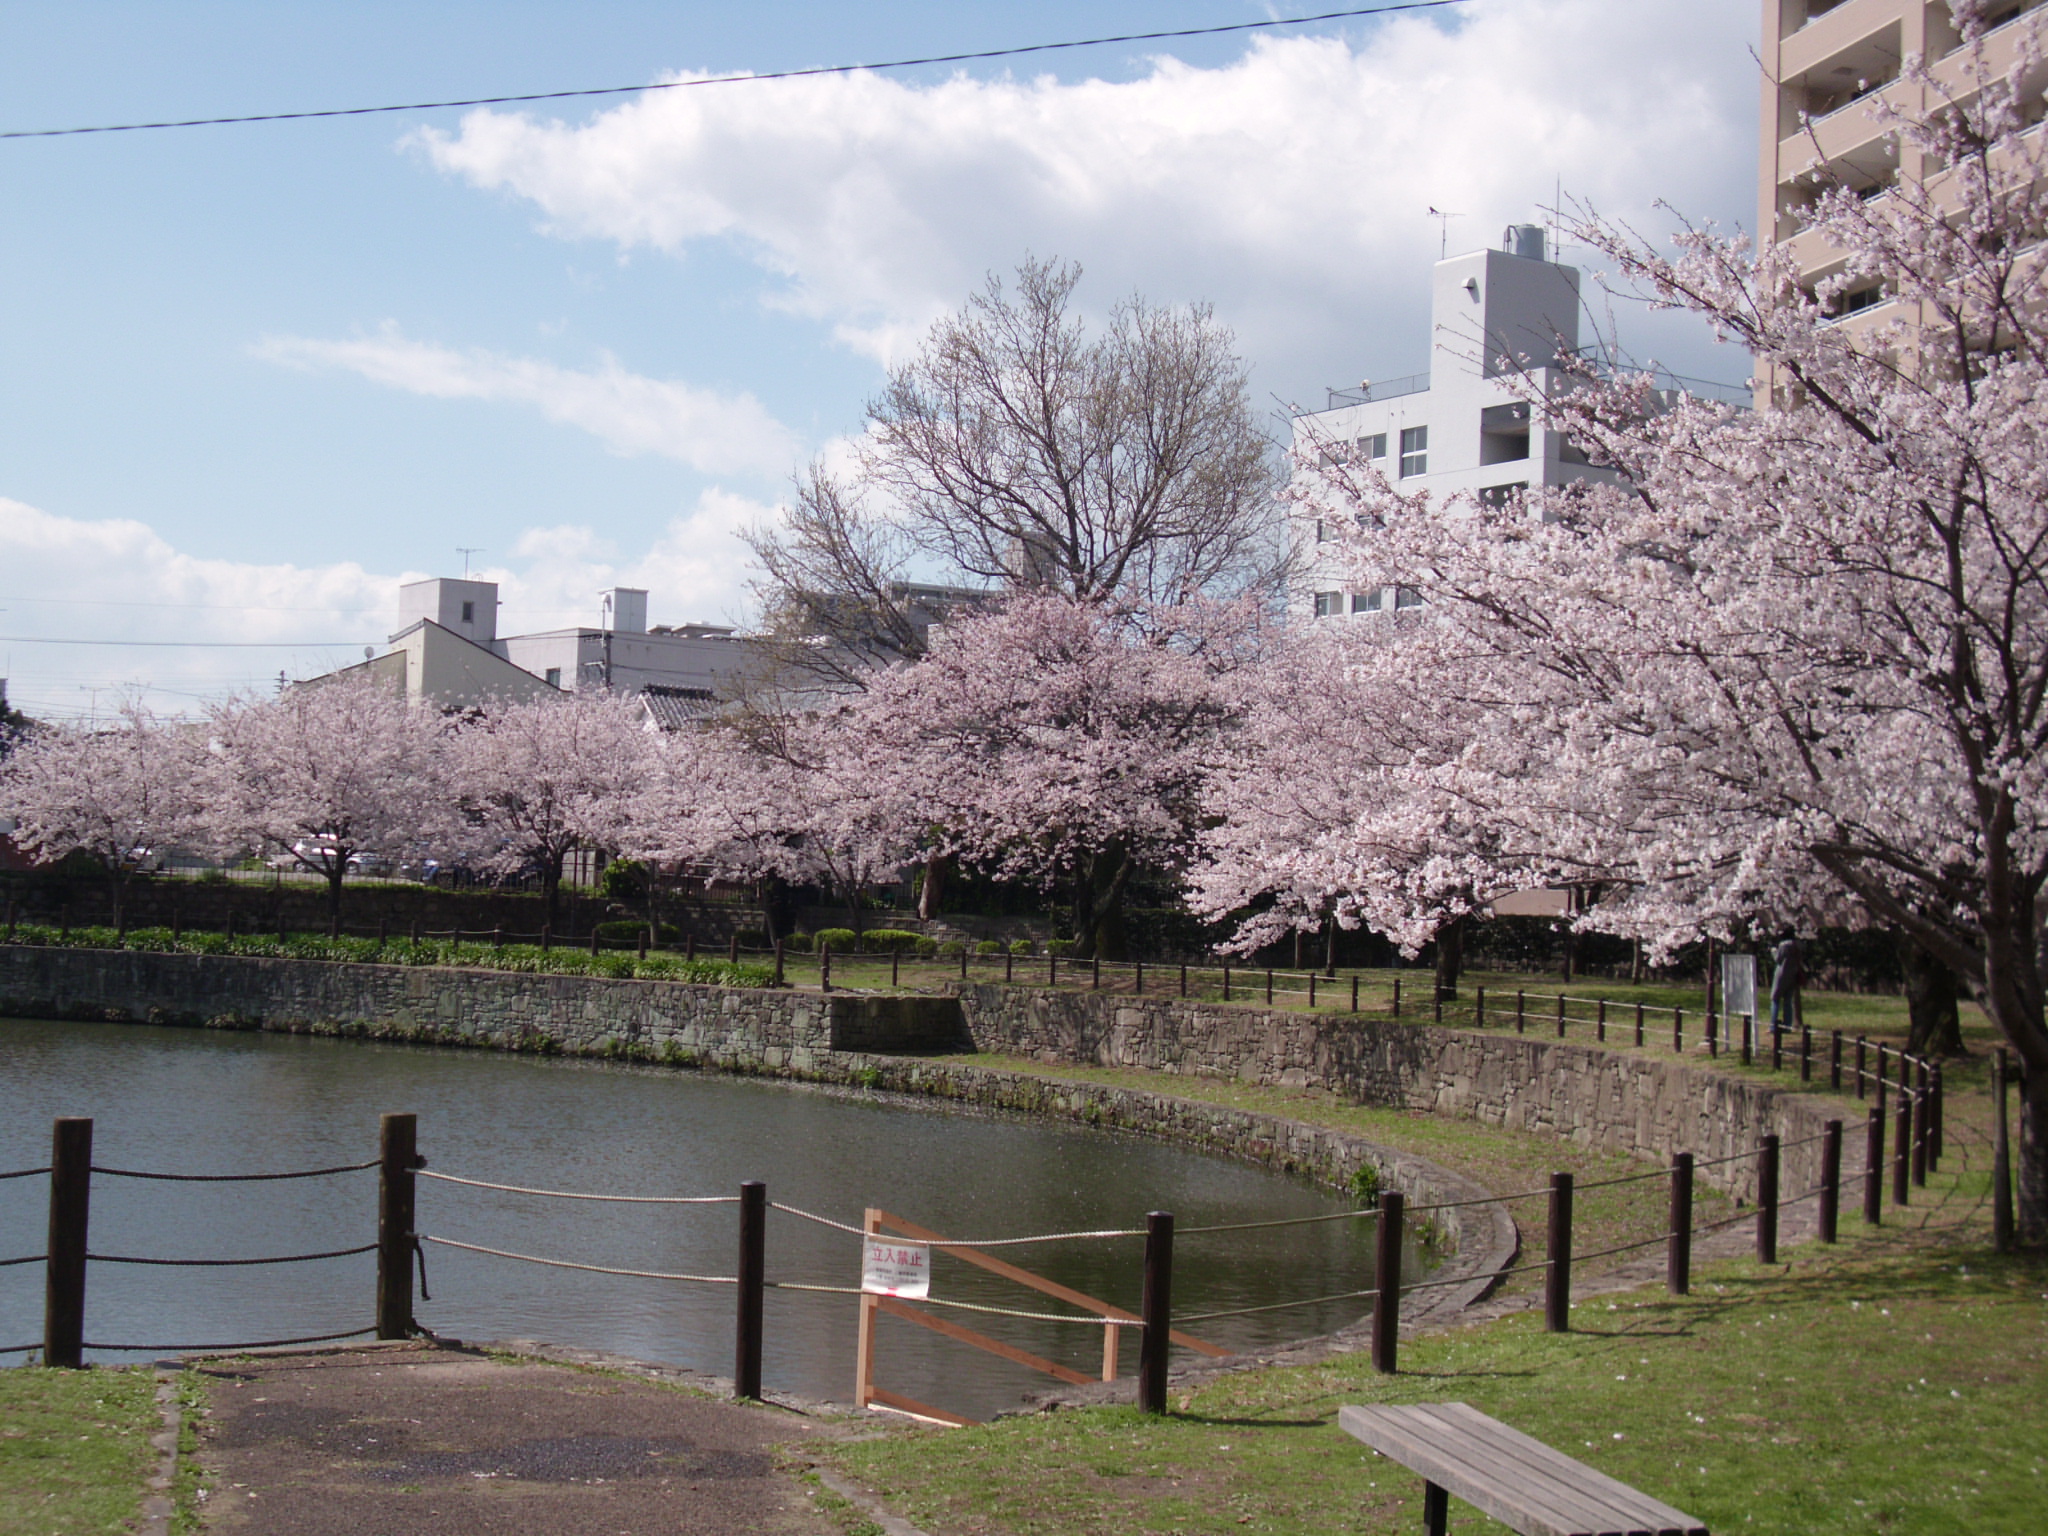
[1770,937,1803,1043]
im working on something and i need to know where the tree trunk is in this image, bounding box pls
[326,865,345,938]
[1433,913,1465,1001]
[1898,931,1964,1058]
[2022,1064,2048,1248]
[916,854,951,922]
[541,851,565,928]
[1071,841,1134,961]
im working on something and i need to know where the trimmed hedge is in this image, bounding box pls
[974,939,1004,955]
[859,929,925,954]
[1009,938,1036,956]
[0,924,777,988]
[813,928,857,953]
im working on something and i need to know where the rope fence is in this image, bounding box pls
[0,1254,47,1268]
[419,1169,738,1205]
[91,1160,378,1182]
[86,1242,378,1268]
[0,1167,49,1181]
[80,1327,378,1354]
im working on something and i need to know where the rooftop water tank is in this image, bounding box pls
[1507,223,1546,261]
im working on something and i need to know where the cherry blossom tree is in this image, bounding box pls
[1280,12,2048,1236]
[444,691,656,925]
[204,677,450,932]
[0,702,207,928]
[856,593,1259,958]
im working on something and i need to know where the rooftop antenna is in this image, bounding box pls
[456,547,484,577]
[1427,206,1462,260]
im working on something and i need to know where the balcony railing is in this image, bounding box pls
[1318,371,1430,412]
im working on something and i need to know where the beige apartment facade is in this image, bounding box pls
[1760,0,2044,307]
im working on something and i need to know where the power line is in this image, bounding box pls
[0,2,1465,141]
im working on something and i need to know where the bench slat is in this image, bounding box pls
[1340,1403,1708,1536]
[1344,1407,1617,1536]
[1418,1404,1704,1532]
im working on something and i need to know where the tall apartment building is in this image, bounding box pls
[1760,0,2045,307]
[1289,227,1722,620]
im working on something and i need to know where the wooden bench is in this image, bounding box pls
[1340,1402,1708,1536]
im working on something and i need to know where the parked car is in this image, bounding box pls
[266,841,343,873]
[346,851,394,876]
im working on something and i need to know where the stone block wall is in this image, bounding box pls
[951,985,1856,1204]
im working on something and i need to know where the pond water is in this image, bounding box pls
[0,1019,1413,1420]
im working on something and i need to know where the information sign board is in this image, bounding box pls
[861,1239,931,1299]
[1721,953,1757,1021]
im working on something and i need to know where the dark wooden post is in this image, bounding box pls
[1474,985,1485,1028]
[44,1118,92,1369]
[1307,973,1315,1008]
[1666,1153,1692,1296]
[1391,976,1401,1016]
[1139,1211,1174,1414]
[1863,1107,1885,1226]
[1892,1090,1912,1207]
[1049,953,1057,988]
[1222,965,1231,1002]
[1771,1021,1783,1072]
[1706,1010,1718,1058]
[589,926,600,956]
[1929,1063,1943,1169]
[1993,1050,2014,1253]
[377,1112,419,1341]
[1351,975,1359,1013]
[1800,1026,1812,1083]
[961,946,970,982]
[170,903,182,942]
[686,934,696,961]
[820,943,831,994]
[1371,1189,1404,1374]
[1556,994,1567,1038]
[1911,1061,1929,1188]
[1875,1043,1888,1108]
[728,934,739,964]
[637,931,648,960]
[1634,1001,1645,1047]
[1756,1134,1780,1264]
[540,923,550,952]
[1005,949,1014,985]
[1672,1007,1683,1052]
[1854,1036,1867,1099]
[1818,1120,1842,1244]
[734,1181,766,1400]
[1514,989,1524,1032]
[453,927,465,948]
[1264,968,1273,1006]
[773,939,785,988]
[226,909,237,941]
[1596,998,1606,1042]
[890,950,899,988]
[1830,1031,1842,1091]
[492,926,504,949]
[1545,1173,1573,1333]
[1739,1012,1752,1065]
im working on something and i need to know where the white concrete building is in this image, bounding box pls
[1288,226,1735,620]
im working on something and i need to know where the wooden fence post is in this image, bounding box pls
[1993,1050,2014,1253]
[1911,1061,1929,1188]
[686,935,697,961]
[588,926,600,956]
[1474,985,1485,1028]
[1092,955,1100,990]
[1756,1134,1780,1264]
[1672,1007,1683,1052]
[1634,1002,1645,1047]
[1371,1190,1404,1374]
[1740,1012,1752,1065]
[1005,949,1014,985]
[1545,1173,1573,1333]
[820,943,832,994]
[1770,1021,1782,1072]
[1667,1153,1692,1296]
[1556,994,1567,1039]
[734,1181,765,1400]
[1854,1036,1867,1099]
[1819,1120,1842,1245]
[1892,1089,1912,1207]
[1139,1211,1175,1414]
[1351,975,1360,1013]
[1222,966,1231,1002]
[377,1112,418,1341]
[1391,976,1400,1016]
[1596,998,1606,1042]
[43,1118,92,1368]
[891,950,900,988]
[729,934,740,964]
[1306,973,1314,1007]
[1706,1010,1718,1057]
[1929,1063,1944,1169]
[1863,1107,1885,1226]
[1515,989,1525,1033]
[1875,1043,1888,1108]
[1264,969,1273,1006]
[1800,1026,1813,1083]
[1830,1031,1842,1091]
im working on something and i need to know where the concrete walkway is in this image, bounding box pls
[184,1341,850,1536]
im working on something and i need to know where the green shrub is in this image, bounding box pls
[1046,938,1077,957]
[780,931,814,953]
[814,927,857,953]
[1349,1162,1382,1208]
[1008,938,1036,956]
[974,939,1004,955]
[937,939,966,957]
[913,937,939,957]
[860,928,924,954]
[597,858,649,902]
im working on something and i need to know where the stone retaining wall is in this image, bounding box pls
[952,984,1854,1202]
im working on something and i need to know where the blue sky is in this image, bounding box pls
[0,1,1761,721]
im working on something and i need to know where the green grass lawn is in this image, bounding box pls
[0,1365,158,1535]
[825,1217,2047,1535]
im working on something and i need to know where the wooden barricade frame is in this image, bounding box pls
[852,1208,1226,1425]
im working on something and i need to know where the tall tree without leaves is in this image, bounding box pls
[205,677,449,932]
[745,257,1285,689]
[0,703,206,927]
[445,691,655,925]
[1294,14,2048,1238]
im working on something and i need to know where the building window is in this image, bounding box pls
[1351,589,1382,614]
[460,600,475,623]
[1314,519,1325,544]
[1399,426,1428,478]
[1357,433,1387,461]
[1313,591,1344,618]
[544,668,562,687]
[1393,587,1424,610]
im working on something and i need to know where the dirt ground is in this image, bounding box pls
[184,1341,848,1536]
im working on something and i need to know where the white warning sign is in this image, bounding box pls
[861,1238,931,1299]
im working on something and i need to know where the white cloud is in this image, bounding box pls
[253,325,803,478]
[416,0,1760,389]
[0,492,773,722]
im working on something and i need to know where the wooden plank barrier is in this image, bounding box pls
[852,1208,1225,1426]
